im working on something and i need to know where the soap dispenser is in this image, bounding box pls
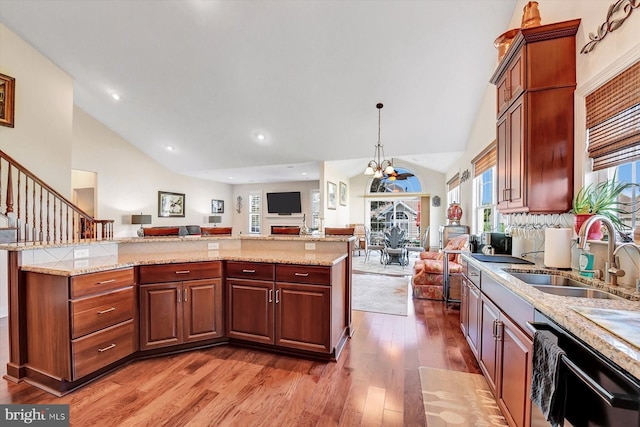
[579,247,595,278]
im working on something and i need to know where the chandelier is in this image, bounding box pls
[364,103,395,178]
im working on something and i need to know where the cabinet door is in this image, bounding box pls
[183,278,223,343]
[275,282,331,353]
[139,282,183,350]
[497,97,525,212]
[498,315,533,427]
[226,278,274,345]
[479,295,500,394]
[460,279,469,336]
[466,283,481,358]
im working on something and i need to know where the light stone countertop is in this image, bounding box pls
[19,249,348,277]
[463,254,640,381]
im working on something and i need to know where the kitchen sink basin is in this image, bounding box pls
[531,285,624,300]
[509,272,586,287]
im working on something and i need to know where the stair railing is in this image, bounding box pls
[0,149,113,244]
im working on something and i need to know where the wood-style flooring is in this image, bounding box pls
[0,291,480,426]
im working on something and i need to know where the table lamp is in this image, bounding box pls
[131,213,152,237]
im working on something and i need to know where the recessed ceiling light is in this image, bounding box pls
[228,176,234,180]
[256,133,265,141]
[301,172,308,176]
[166,146,174,151]
[111,93,120,101]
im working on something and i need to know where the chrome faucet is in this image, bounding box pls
[613,242,640,290]
[577,215,625,286]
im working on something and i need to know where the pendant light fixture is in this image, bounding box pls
[364,103,395,178]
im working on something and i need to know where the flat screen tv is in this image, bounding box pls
[266,191,302,215]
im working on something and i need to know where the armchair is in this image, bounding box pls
[411,233,469,301]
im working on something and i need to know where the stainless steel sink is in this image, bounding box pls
[531,285,623,300]
[509,272,586,287]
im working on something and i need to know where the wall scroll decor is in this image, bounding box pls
[581,0,639,54]
[236,196,243,213]
[460,169,471,183]
[158,191,185,217]
[0,73,15,128]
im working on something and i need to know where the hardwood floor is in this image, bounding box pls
[0,296,480,426]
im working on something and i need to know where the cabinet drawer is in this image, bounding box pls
[71,268,134,298]
[465,262,481,287]
[71,287,135,338]
[72,319,135,379]
[138,261,221,284]
[226,261,274,281]
[276,265,331,285]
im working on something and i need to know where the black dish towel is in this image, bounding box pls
[530,331,567,427]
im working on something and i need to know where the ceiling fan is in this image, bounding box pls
[387,171,415,181]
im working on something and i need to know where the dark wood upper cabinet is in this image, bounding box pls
[490,19,580,214]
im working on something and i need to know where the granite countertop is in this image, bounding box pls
[20,249,348,277]
[0,234,355,250]
[463,253,640,380]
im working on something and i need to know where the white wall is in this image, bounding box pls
[321,161,351,228]
[72,107,234,237]
[232,180,319,235]
[445,0,640,228]
[0,23,73,195]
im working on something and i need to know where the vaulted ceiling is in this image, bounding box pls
[0,0,516,183]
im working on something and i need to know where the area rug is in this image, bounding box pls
[352,251,417,277]
[419,367,508,426]
[351,273,409,316]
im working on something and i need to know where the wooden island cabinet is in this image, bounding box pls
[226,260,347,359]
[490,19,580,214]
[138,261,224,350]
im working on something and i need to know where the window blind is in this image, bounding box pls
[447,173,460,191]
[472,142,497,177]
[586,60,640,171]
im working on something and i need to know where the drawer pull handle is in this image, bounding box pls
[294,273,309,277]
[268,289,273,303]
[242,269,256,274]
[275,289,280,304]
[184,289,188,302]
[177,289,181,303]
[175,270,191,275]
[97,307,116,315]
[98,343,116,353]
[96,279,116,285]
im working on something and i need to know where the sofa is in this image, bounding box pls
[411,233,470,301]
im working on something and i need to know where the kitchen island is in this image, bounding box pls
[1,234,354,395]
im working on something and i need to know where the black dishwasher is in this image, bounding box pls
[530,311,640,427]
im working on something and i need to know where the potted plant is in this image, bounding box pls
[571,172,638,240]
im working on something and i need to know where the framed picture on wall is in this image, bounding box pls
[158,191,185,217]
[339,181,347,206]
[211,199,224,213]
[0,73,15,128]
[327,181,337,210]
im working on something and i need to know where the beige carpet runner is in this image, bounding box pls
[351,273,409,316]
[419,366,508,426]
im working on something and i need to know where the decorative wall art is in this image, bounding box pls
[327,181,337,210]
[581,0,639,54]
[0,73,15,128]
[158,191,185,217]
[339,181,348,206]
[432,196,441,207]
[211,199,224,214]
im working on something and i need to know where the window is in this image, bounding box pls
[310,189,320,230]
[611,161,640,231]
[369,199,419,239]
[369,166,422,193]
[249,193,261,234]
[447,174,460,207]
[474,167,498,232]
[472,142,502,233]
